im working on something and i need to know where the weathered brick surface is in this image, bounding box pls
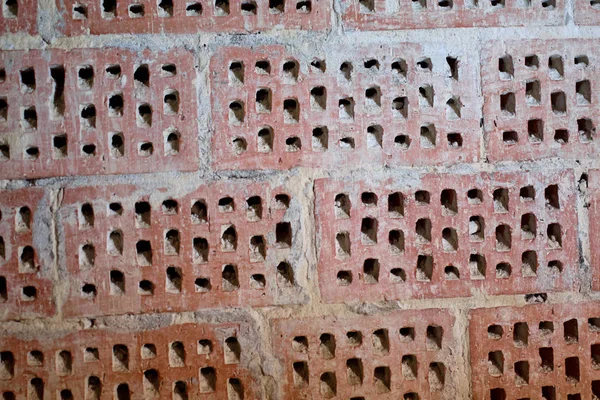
[58,182,300,318]
[470,302,600,400]
[56,0,329,35]
[341,0,564,30]
[0,49,197,179]
[0,322,257,399]
[273,309,458,399]
[0,0,36,34]
[211,45,480,170]
[573,0,600,25]
[482,40,600,162]
[315,171,578,303]
[0,188,55,321]
[586,170,600,292]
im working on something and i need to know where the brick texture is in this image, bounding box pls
[273,309,457,399]
[470,302,600,400]
[57,182,300,318]
[56,0,329,35]
[482,40,600,162]
[0,0,36,34]
[341,0,564,30]
[211,45,480,170]
[573,0,600,25]
[586,170,600,292]
[0,49,198,179]
[0,187,55,321]
[0,322,257,399]
[315,171,578,303]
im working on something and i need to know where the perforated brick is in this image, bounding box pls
[58,182,300,318]
[272,309,458,399]
[470,302,600,400]
[573,0,600,25]
[56,0,329,35]
[482,40,600,162]
[0,49,197,179]
[315,170,578,304]
[211,45,480,170]
[0,188,55,321]
[586,170,600,292]
[0,322,257,399]
[0,0,36,34]
[340,0,564,30]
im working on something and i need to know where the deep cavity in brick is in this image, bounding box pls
[563,318,578,343]
[50,66,65,118]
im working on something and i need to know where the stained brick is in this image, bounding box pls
[574,0,600,25]
[0,188,55,321]
[0,49,197,179]
[586,170,600,292]
[315,171,578,303]
[57,0,329,35]
[482,40,600,162]
[0,0,36,33]
[58,182,301,318]
[341,0,564,30]
[273,309,457,399]
[470,302,600,400]
[211,45,480,170]
[0,323,257,399]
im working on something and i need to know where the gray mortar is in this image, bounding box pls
[2,0,600,397]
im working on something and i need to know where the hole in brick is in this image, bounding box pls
[397,327,415,343]
[200,367,216,393]
[564,356,580,383]
[415,190,430,205]
[249,235,266,262]
[404,393,419,400]
[578,118,595,142]
[447,133,463,148]
[390,59,407,80]
[256,88,272,113]
[139,142,153,156]
[52,134,68,159]
[283,99,299,123]
[162,199,178,214]
[24,146,39,160]
[257,126,274,153]
[575,55,589,67]
[276,222,292,248]
[520,213,537,239]
[525,55,539,69]
[503,130,518,145]
[255,60,271,75]
[592,344,600,369]
[392,96,408,119]
[0,352,13,379]
[446,97,462,119]
[0,98,6,122]
[27,378,44,399]
[359,0,375,12]
[134,64,150,87]
[222,264,239,291]
[440,189,457,215]
[513,322,529,347]
[128,3,144,17]
[374,366,391,393]
[337,270,352,285]
[232,137,247,155]
[429,362,445,391]
[269,0,284,12]
[346,331,362,346]
[102,0,116,17]
[21,285,36,301]
[112,345,128,372]
[488,351,504,376]
[542,386,556,400]
[28,350,43,366]
[167,341,185,367]
[138,280,154,295]
[340,136,356,149]
[22,106,37,130]
[228,62,244,85]
[79,104,96,129]
[340,61,353,80]
[283,60,299,82]
[79,243,95,269]
[116,383,130,400]
[136,240,152,266]
[293,361,309,388]
[193,237,209,263]
[469,215,484,241]
[361,217,378,244]
[363,258,380,283]
[110,270,125,295]
[240,0,257,13]
[426,325,443,350]
[372,329,389,354]
[310,59,326,73]
[575,80,591,105]
[15,205,32,232]
[137,103,152,127]
[420,124,436,148]
[196,340,212,355]
[173,381,187,400]
[588,317,600,332]
[389,230,405,253]
[564,319,578,343]
[446,56,458,79]
[493,188,509,213]
[345,358,363,385]
[412,0,427,10]
[545,184,560,209]
[500,92,515,115]
[312,126,328,151]
[551,91,567,114]
[163,90,179,114]
[335,232,351,258]
[250,274,265,289]
[365,86,381,108]
[467,189,483,204]
[488,324,503,339]
[416,218,431,242]
[400,355,418,380]
[495,224,511,251]
[135,201,151,228]
[514,360,529,386]
[524,80,541,105]
[442,227,458,252]
[227,378,244,400]
[470,253,486,278]
[49,66,65,118]
[81,283,96,298]
[495,262,511,278]
[285,136,301,152]
[339,97,355,119]
[491,0,505,7]
[390,267,406,283]
[335,193,351,218]
[56,350,72,376]
[538,346,554,372]
[106,64,121,78]
[364,58,380,70]
[195,277,210,292]
[542,0,555,6]
[320,372,336,399]
[547,223,562,248]
[522,250,538,276]
[107,230,123,255]
[416,254,433,281]
[108,132,124,158]
[442,265,459,279]
[319,333,335,359]
[292,336,308,353]
[20,68,35,93]
[366,125,383,148]
[165,229,181,255]
[419,84,434,107]
[310,86,326,111]
[548,55,564,78]
[296,0,311,12]
[498,55,514,79]
[161,64,176,76]
[568,395,581,400]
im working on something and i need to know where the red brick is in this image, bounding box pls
[573,0,600,25]
[272,309,457,399]
[211,45,480,170]
[0,322,257,399]
[482,40,600,162]
[315,170,578,303]
[58,182,299,318]
[0,0,36,34]
[470,302,600,400]
[586,170,600,292]
[56,0,329,35]
[341,0,564,30]
[0,188,55,321]
[0,49,197,179]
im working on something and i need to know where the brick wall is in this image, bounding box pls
[1,0,600,398]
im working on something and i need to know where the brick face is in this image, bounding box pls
[211,45,480,170]
[57,182,301,318]
[315,171,578,303]
[586,170,600,292]
[273,309,457,399]
[0,49,198,179]
[0,323,257,399]
[470,302,600,400]
[0,0,36,33]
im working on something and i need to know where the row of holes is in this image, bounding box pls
[499,84,592,118]
[490,384,600,400]
[487,317,600,343]
[78,261,294,298]
[498,54,590,80]
[334,249,562,286]
[77,194,290,229]
[0,278,38,302]
[293,362,446,397]
[501,118,595,145]
[0,374,244,400]
[78,0,312,20]
[359,0,555,12]
[228,56,459,83]
[0,131,181,162]
[333,185,561,218]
